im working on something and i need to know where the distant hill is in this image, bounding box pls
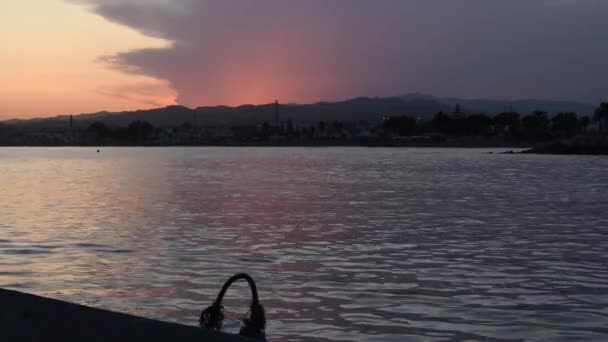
[3,94,598,128]
[193,97,449,125]
[6,97,449,128]
[400,93,596,116]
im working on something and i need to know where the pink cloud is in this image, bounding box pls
[74,0,608,106]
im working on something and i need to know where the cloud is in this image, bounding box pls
[95,80,176,108]
[74,0,608,106]
[545,0,608,7]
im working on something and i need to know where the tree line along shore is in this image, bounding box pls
[1,103,607,154]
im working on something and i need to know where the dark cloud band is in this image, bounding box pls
[75,0,607,106]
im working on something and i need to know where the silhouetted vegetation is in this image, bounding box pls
[382,116,416,136]
[594,103,608,133]
[85,121,157,144]
[465,114,493,136]
[127,120,155,143]
[493,112,520,136]
[579,116,591,134]
[87,122,110,142]
[522,111,550,138]
[1,102,607,149]
[552,112,578,137]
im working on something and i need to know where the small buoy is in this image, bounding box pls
[97,150,100,153]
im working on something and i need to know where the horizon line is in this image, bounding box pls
[1,93,600,123]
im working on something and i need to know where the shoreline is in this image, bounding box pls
[520,136,608,155]
[0,140,535,149]
[3,139,607,155]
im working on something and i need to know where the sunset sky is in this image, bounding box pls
[2,0,607,119]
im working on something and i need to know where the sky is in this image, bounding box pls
[1,0,607,119]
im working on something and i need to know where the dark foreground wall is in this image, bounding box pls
[0,289,254,342]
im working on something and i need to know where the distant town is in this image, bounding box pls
[1,95,607,153]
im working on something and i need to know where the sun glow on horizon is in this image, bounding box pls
[0,0,176,119]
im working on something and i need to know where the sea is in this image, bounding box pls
[1,147,607,341]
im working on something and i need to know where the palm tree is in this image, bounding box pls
[593,103,608,134]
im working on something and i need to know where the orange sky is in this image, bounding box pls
[0,0,175,119]
[2,1,606,120]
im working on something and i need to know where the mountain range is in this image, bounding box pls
[4,94,597,128]
[400,93,596,117]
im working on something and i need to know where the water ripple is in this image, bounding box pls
[1,147,608,341]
